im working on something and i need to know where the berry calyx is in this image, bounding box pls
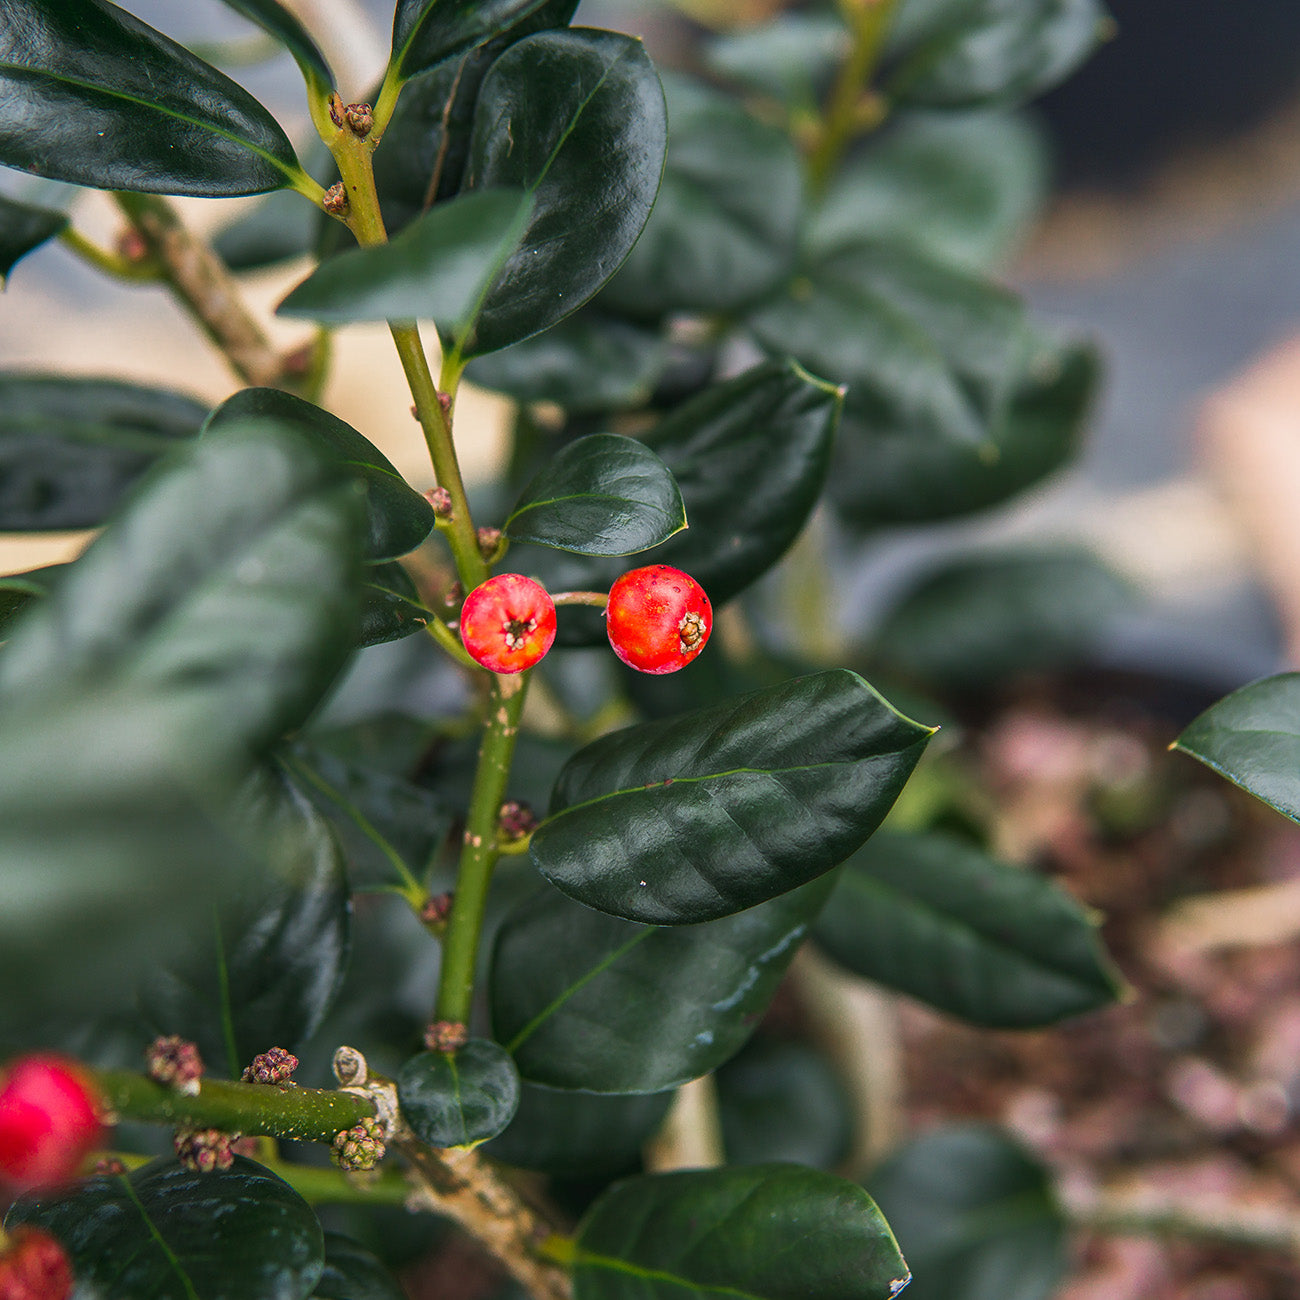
[0,1055,103,1193]
[606,565,713,674]
[460,574,556,674]
[0,1227,74,1300]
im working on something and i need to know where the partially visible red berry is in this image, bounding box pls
[0,1055,103,1194]
[0,1227,73,1300]
[606,565,713,674]
[460,574,556,674]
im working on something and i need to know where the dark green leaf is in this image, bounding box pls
[361,562,431,647]
[217,0,333,90]
[600,73,803,318]
[313,1232,407,1300]
[0,0,305,196]
[574,1164,909,1300]
[717,1039,853,1170]
[493,876,834,1093]
[279,190,533,346]
[0,374,207,531]
[831,341,1098,527]
[486,1082,673,1177]
[204,388,435,562]
[705,15,849,109]
[1174,673,1300,823]
[749,238,1032,450]
[532,670,933,925]
[397,1040,520,1147]
[885,0,1110,109]
[814,831,1122,1027]
[460,29,667,356]
[505,434,685,556]
[871,547,1134,692]
[813,111,1047,272]
[390,0,564,82]
[140,765,352,1077]
[0,193,66,284]
[7,1155,324,1299]
[466,308,667,412]
[867,1125,1065,1300]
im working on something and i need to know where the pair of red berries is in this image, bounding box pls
[460,564,712,676]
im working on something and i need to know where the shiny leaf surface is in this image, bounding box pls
[360,562,431,648]
[217,0,332,89]
[390,0,562,82]
[0,193,66,284]
[313,1232,407,1300]
[397,1040,521,1147]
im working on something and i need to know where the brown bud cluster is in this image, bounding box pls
[145,1036,204,1096]
[174,1127,234,1174]
[241,1047,298,1087]
[498,800,538,842]
[344,102,373,138]
[424,1020,469,1054]
[322,182,349,217]
[424,486,454,518]
[331,1118,385,1171]
[420,891,455,929]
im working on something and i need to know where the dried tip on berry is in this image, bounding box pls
[460,574,557,674]
[241,1048,298,1087]
[605,565,713,674]
[173,1127,234,1174]
[331,1118,385,1171]
[498,800,538,841]
[145,1036,203,1096]
[0,1055,104,1193]
[423,1020,469,1054]
[0,1227,74,1300]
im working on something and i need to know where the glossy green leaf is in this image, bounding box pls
[493,876,834,1093]
[867,1125,1065,1300]
[814,831,1122,1027]
[884,0,1110,109]
[831,341,1098,527]
[7,1156,324,1299]
[717,1039,853,1170]
[813,111,1047,272]
[360,562,431,647]
[486,1082,673,1176]
[600,73,803,317]
[217,0,333,90]
[0,193,66,284]
[0,374,207,531]
[574,1164,910,1300]
[390,0,563,82]
[459,29,667,356]
[279,190,533,347]
[706,14,849,110]
[313,1232,407,1300]
[1174,673,1300,823]
[532,670,933,924]
[749,238,1032,451]
[466,308,667,412]
[204,388,435,562]
[0,0,305,196]
[505,434,685,556]
[140,765,352,1077]
[871,547,1134,692]
[398,1040,521,1147]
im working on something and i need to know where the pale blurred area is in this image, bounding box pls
[5,0,1300,691]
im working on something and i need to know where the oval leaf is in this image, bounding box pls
[0,193,66,285]
[574,1164,909,1300]
[814,830,1123,1027]
[0,374,208,531]
[0,0,305,196]
[705,14,850,110]
[7,1156,324,1299]
[460,29,667,356]
[217,0,333,90]
[204,388,435,563]
[867,1125,1066,1300]
[531,670,934,925]
[506,434,685,555]
[279,190,533,341]
[398,1040,521,1147]
[391,0,565,82]
[139,765,352,1077]
[1174,672,1300,822]
[313,1231,407,1300]
[493,876,834,1093]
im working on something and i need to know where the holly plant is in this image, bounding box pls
[0,1,1125,1298]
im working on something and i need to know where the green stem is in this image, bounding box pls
[435,674,529,1024]
[806,0,900,195]
[59,226,162,281]
[93,1070,375,1144]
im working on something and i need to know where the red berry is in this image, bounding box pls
[460,574,557,674]
[0,1227,74,1300]
[0,1055,103,1193]
[606,565,713,674]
